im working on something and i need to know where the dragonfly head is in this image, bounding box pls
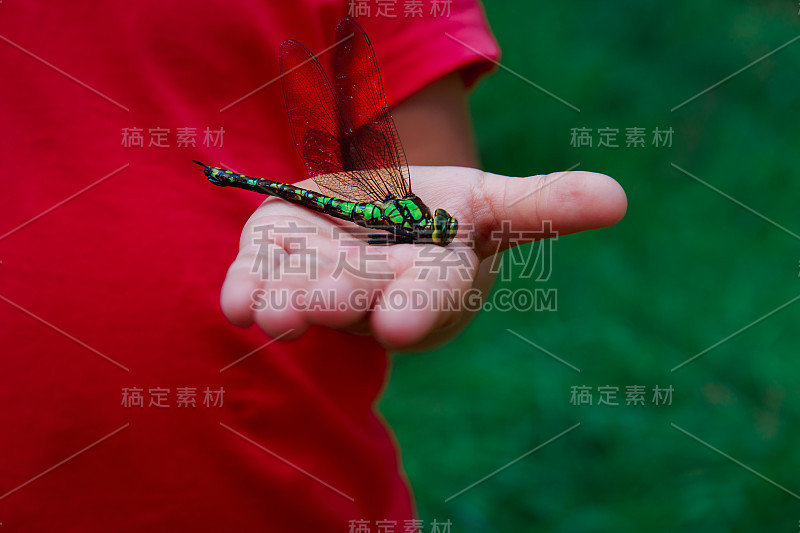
[431,208,458,246]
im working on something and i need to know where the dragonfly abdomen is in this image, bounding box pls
[204,166,386,226]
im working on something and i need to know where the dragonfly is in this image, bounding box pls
[195,17,458,246]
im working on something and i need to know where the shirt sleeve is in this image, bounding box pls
[351,1,500,106]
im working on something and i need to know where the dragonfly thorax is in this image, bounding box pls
[378,195,457,246]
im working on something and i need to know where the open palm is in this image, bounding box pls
[220,165,626,350]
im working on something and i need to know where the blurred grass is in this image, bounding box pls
[379,1,800,531]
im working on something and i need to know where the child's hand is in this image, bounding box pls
[220,166,626,350]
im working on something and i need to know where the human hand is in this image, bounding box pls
[220,166,626,350]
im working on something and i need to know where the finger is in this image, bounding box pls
[288,240,388,329]
[467,169,627,258]
[251,274,312,338]
[221,239,285,328]
[370,243,479,348]
[221,209,322,334]
[242,219,393,337]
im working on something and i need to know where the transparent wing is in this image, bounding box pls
[278,18,410,204]
[332,17,411,199]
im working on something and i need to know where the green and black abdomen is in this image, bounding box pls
[199,163,457,245]
[203,166,385,227]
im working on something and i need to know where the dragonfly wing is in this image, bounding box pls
[279,38,377,204]
[333,17,412,199]
[281,35,405,204]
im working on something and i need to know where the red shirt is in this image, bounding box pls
[0,2,498,530]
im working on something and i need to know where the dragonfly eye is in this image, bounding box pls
[432,208,458,246]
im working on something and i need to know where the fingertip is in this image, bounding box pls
[370,285,454,350]
[221,302,255,328]
[220,264,260,327]
[580,171,627,229]
[253,306,309,339]
[372,308,430,349]
[528,170,628,235]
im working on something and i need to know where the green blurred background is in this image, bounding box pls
[379,1,800,531]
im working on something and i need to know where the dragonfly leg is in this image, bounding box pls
[366,225,416,245]
[368,234,413,245]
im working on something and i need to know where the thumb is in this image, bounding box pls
[469,169,627,258]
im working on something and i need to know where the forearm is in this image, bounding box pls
[392,72,481,169]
